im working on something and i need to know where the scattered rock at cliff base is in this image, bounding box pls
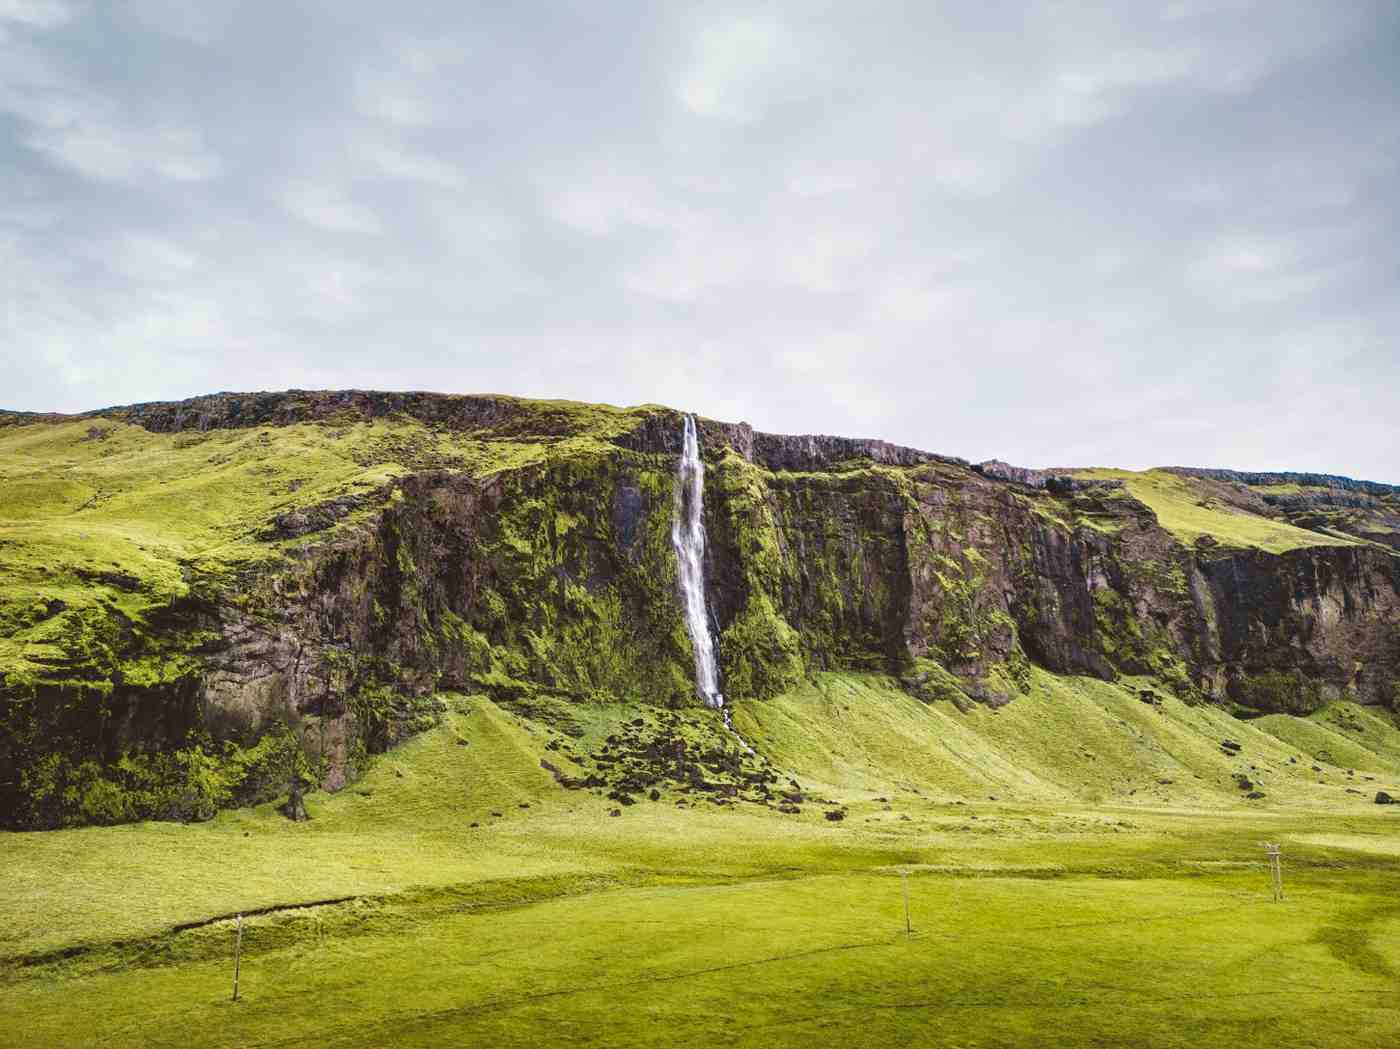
[1377,791,1395,805]
[572,716,776,807]
[281,780,310,822]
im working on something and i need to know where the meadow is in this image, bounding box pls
[2,673,1398,1047]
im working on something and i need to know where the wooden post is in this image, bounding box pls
[1263,843,1283,902]
[901,870,912,936]
[232,914,244,1002]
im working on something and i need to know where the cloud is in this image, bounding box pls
[279,181,383,235]
[0,0,74,30]
[0,25,220,182]
[25,120,219,181]
[677,17,786,121]
[103,233,198,282]
[355,138,467,190]
[119,0,237,46]
[0,0,1396,483]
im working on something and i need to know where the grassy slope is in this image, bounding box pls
[1072,468,1352,552]
[737,670,1400,807]
[3,673,1400,1047]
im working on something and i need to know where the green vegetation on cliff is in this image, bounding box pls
[0,415,565,684]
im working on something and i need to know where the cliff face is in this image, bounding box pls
[691,434,1400,711]
[2,391,1397,827]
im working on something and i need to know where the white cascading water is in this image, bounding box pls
[672,414,723,709]
[671,415,755,755]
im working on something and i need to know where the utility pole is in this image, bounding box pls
[1262,843,1283,901]
[901,870,912,937]
[232,914,244,1001]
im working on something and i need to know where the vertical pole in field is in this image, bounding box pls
[1263,843,1283,901]
[232,913,244,1001]
[902,870,912,937]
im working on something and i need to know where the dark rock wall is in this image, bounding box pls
[197,448,696,782]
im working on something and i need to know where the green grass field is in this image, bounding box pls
[3,673,1398,1047]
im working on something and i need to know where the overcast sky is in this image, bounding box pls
[2,2,1396,479]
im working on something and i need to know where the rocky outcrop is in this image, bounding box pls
[1168,467,1399,498]
[101,389,531,435]
[618,412,965,472]
[256,492,376,540]
[972,459,1118,494]
[1194,545,1400,704]
[744,431,951,472]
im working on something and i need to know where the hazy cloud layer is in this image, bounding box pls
[2,1,1396,479]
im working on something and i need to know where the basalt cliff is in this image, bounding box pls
[2,390,1397,827]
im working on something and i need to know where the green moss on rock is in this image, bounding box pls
[1233,669,1327,716]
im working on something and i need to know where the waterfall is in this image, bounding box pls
[672,414,724,710]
